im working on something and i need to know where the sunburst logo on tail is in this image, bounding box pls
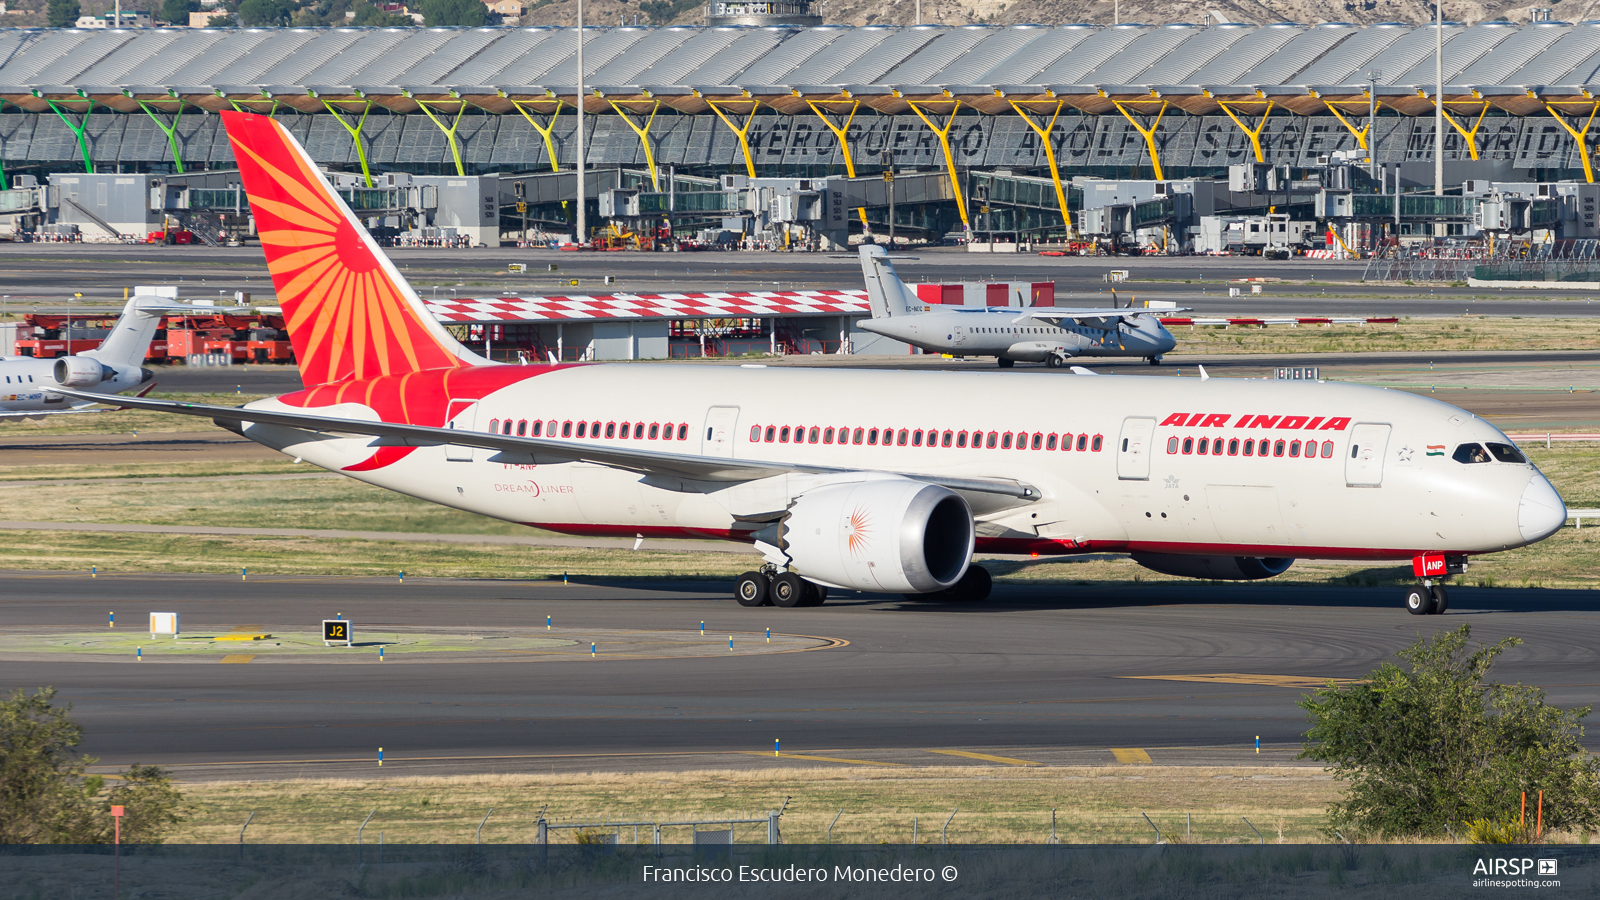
[220,111,474,387]
[845,507,871,558]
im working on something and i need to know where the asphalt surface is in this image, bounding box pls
[5,243,1600,316]
[3,572,1598,781]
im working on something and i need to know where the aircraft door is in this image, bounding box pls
[702,406,740,458]
[952,324,965,347]
[445,400,477,461]
[1116,416,1157,480]
[1344,423,1391,486]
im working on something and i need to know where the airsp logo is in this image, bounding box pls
[1472,858,1556,876]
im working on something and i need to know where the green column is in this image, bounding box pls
[320,98,375,187]
[412,98,468,177]
[42,98,96,174]
[135,99,186,174]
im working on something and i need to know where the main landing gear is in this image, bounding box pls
[1404,581,1450,616]
[1147,355,1164,366]
[735,567,827,608]
[997,358,1015,369]
[904,564,993,603]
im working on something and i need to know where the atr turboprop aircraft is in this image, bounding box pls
[856,249,1182,368]
[62,111,1568,616]
[0,294,196,419]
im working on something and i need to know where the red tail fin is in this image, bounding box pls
[220,111,479,387]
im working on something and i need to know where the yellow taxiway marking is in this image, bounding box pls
[216,634,273,641]
[741,751,902,767]
[1123,674,1361,690]
[925,749,1041,766]
[1111,748,1153,765]
[219,655,255,664]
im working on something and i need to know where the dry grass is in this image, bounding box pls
[1170,316,1600,355]
[170,766,1342,845]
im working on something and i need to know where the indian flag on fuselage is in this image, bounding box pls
[218,110,483,388]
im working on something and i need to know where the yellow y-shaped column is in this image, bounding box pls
[1322,97,1375,151]
[805,98,869,226]
[705,97,761,178]
[1217,100,1274,164]
[411,95,469,177]
[607,98,661,190]
[509,97,565,173]
[1008,98,1073,237]
[1546,101,1600,184]
[1438,100,1490,161]
[1111,99,1168,181]
[904,97,971,229]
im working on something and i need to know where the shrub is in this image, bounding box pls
[1299,625,1600,839]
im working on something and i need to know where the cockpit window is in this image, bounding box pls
[1486,442,1527,464]
[1452,443,1492,464]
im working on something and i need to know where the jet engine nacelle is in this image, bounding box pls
[53,356,113,387]
[1130,552,1295,581]
[774,479,974,594]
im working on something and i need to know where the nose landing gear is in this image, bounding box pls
[1404,581,1450,615]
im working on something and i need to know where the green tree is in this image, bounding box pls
[1300,625,1600,839]
[351,0,416,25]
[421,0,485,26]
[160,0,199,23]
[236,0,297,25]
[0,688,188,844]
[46,0,81,27]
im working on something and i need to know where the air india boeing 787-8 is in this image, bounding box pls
[59,112,1568,615]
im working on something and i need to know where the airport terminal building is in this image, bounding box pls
[3,20,1600,245]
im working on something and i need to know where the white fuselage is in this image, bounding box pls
[859,309,1176,362]
[0,356,147,414]
[240,365,1564,562]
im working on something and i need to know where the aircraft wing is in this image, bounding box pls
[49,389,1039,500]
[0,405,105,419]
[1015,307,1190,322]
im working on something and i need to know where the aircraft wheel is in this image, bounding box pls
[1045,354,1063,369]
[1404,584,1437,616]
[1147,356,1163,366]
[1430,584,1450,615]
[801,583,828,607]
[734,571,770,607]
[771,572,806,608]
[946,565,992,602]
[997,358,1015,369]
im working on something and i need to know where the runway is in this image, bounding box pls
[6,243,1600,317]
[3,571,1597,781]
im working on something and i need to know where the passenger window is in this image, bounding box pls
[957,431,968,448]
[1321,440,1333,458]
[1048,434,1059,451]
[1242,439,1252,456]
[808,427,820,443]
[1453,443,1492,464]
[897,429,909,446]
[1182,437,1193,454]
[780,426,790,443]
[1289,440,1300,457]
[648,423,659,439]
[677,424,688,440]
[707,427,714,441]
[823,427,834,444]
[1273,439,1286,457]
[563,421,574,437]
[547,420,557,435]
[750,425,761,441]
[606,423,616,439]
[532,421,543,437]
[635,421,644,436]
[490,418,500,433]
[1487,442,1526,463]
[853,427,864,444]
[1167,437,1178,454]
[1227,438,1239,456]
[1031,433,1042,450]
[517,420,527,437]
[1001,433,1013,449]
[1196,438,1207,455]
[912,430,923,447]
[942,431,953,448]
[1092,435,1103,452]
[986,432,998,449]
[1077,435,1088,451]
[765,426,776,442]
[1062,432,1074,451]
[868,429,879,445]
[576,422,587,438]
